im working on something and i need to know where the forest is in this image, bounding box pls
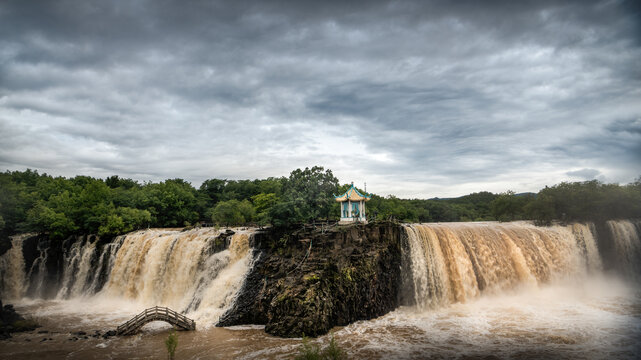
[0,167,640,242]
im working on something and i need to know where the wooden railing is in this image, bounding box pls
[116,306,196,335]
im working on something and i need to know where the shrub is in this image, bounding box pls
[165,330,178,360]
[294,335,347,360]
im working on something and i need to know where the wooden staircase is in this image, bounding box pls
[116,306,196,335]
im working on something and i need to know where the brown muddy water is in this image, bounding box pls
[2,276,640,359]
[2,222,641,358]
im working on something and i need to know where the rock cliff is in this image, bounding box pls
[218,221,403,337]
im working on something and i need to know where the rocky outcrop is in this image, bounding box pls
[0,237,11,258]
[1,300,39,340]
[218,221,403,337]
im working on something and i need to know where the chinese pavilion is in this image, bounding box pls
[334,183,371,224]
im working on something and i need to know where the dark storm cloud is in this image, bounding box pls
[0,0,640,197]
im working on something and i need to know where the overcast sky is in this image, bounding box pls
[1,0,639,198]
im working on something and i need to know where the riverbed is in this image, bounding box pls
[2,276,639,359]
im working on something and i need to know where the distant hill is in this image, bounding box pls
[430,191,535,201]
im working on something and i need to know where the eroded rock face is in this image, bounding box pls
[218,222,403,337]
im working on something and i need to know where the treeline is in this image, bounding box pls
[0,167,340,240]
[367,179,640,224]
[1,167,640,241]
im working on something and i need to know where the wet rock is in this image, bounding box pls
[1,300,38,335]
[0,237,11,257]
[102,330,116,339]
[218,222,403,337]
[1,303,23,325]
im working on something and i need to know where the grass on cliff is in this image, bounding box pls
[295,335,347,360]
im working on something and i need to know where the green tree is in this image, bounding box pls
[252,192,279,225]
[268,201,303,228]
[199,178,227,207]
[277,166,339,225]
[490,191,533,221]
[137,179,200,227]
[524,194,556,225]
[211,200,245,226]
[105,175,139,189]
[97,206,151,237]
[25,202,78,239]
[0,173,30,236]
[237,199,255,223]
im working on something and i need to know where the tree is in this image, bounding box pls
[237,199,255,223]
[211,200,245,226]
[97,206,151,237]
[137,179,200,227]
[280,166,339,223]
[105,175,139,189]
[268,201,303,228]
[524,193,556,225]
[251,192,279,225]
[490,191,533,221]
[0,173,31,236]
[199,178,226,207]
[25,202,78,239]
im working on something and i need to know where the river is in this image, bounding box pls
[1,221,640,359]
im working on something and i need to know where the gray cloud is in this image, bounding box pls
[0,0,640,197]
[566,168,601,179]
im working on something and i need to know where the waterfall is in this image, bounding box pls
[100,228,254,324]
[607,220,641,281]
[56,236,98,299]
[86,236,124,294]
[2,220,639,326]
[0,227,255,326]
[0,234,29,299]
[570,223,602,272]
[401,220,640,308]
[25,241,49,298]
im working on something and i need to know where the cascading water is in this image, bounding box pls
[0,234,30,300]
[1,221,639,359]
[86,235,124,295]
[56,236,98,299]
[25,242,49,298]
[0,227,255,327]
[607,220,641,281]
[401,221,636,308]
[101,228,254,324]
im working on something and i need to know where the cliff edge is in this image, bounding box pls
[218,221,403,337]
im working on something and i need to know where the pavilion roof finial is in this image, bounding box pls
[334,183,371,202]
